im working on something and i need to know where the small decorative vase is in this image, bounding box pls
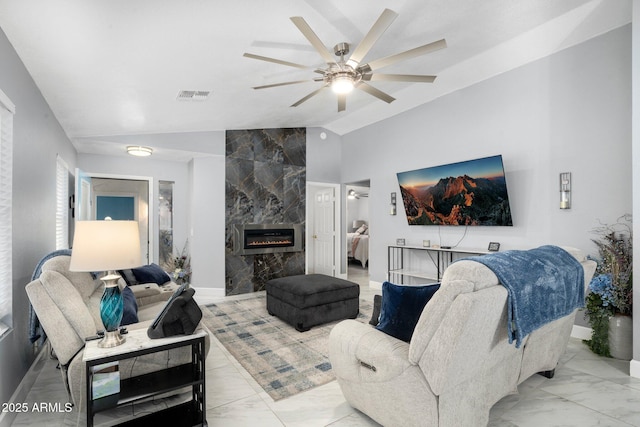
[100,285,123,332]
[608,314,633,360]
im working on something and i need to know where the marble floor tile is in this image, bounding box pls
[540,375,640,426]
[493,388,630,427]
[326,412,380,427]
[11,293,640,427]
[206,395,285,427]
[265,381,356,427]
[206,365,259,410]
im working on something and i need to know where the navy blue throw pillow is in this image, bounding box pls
[131,263,171,285]
[376,281,440,342]
[120,286,138,326]
[118,269,139,286]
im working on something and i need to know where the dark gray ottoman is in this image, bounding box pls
[266,274,360,332]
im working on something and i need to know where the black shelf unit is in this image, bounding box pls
[84,331,206,427]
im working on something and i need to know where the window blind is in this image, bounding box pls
[56,155,69,250]
[0,90,14,334]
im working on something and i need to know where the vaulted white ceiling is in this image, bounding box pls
[0,0,631,159]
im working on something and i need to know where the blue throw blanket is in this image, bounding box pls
[465,245,584,348]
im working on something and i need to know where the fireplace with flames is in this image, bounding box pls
[233,224,303,255]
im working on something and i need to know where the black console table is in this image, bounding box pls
[388,245,489,284]
[83,328,207,427]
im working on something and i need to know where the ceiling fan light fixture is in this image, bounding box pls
[331,75,355,94]
[126,146,153,157]
[245,9,445,111]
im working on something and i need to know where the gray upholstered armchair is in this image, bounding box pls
[25,253,211,412]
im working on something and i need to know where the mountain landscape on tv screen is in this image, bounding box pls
[399,174,513,226]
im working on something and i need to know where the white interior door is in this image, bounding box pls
[312,187,335,276]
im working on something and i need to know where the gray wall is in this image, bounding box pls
[342,26,632,327]
[190,155,225,291]
[632,0,639,369]
[77,150,226,293]
[306,127,342,183]
[0,27,77,408]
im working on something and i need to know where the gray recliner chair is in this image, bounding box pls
[26,254,211,412]
[329,246,596,426]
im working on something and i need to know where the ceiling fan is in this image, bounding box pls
[348,189,368,199]
[244,8,446,112]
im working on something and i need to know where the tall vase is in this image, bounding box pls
[100,284,123,332]
[608,314,633,360]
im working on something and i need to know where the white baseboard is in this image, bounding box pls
[192,286,225,305]
[630,359,640,379]
[571,325,592,341]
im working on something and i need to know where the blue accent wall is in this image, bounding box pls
[96,196,135,220]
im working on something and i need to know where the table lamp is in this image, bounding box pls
[70,220,142,348]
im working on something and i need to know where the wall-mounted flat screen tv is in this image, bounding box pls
[396,155,513,226]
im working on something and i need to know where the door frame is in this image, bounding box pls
[306,182,343,278]
[77,171,155,264]
[343,180,371,278]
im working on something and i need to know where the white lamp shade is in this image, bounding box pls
[70,220,142,272]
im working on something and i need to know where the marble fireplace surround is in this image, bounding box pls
[225,128,306,295]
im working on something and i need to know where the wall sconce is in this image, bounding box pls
[560,172,571,209]
[390,192,397,215]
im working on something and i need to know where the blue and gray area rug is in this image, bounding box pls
[204,293,372,401]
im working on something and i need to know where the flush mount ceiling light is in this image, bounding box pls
[126,146,153,157]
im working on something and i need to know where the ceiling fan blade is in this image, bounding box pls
[243,53,309,70]
[337,93,347,112]
[290,16,337,65]
[356,82,395,103]
[346,9,398,69]
[291,86,326,107]
[361,39,447,72]
[362,74,437,83]
[253,80,310,90]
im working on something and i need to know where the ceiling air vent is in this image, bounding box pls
[177,90,211,101]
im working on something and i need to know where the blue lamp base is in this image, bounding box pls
[98,273,125,348]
